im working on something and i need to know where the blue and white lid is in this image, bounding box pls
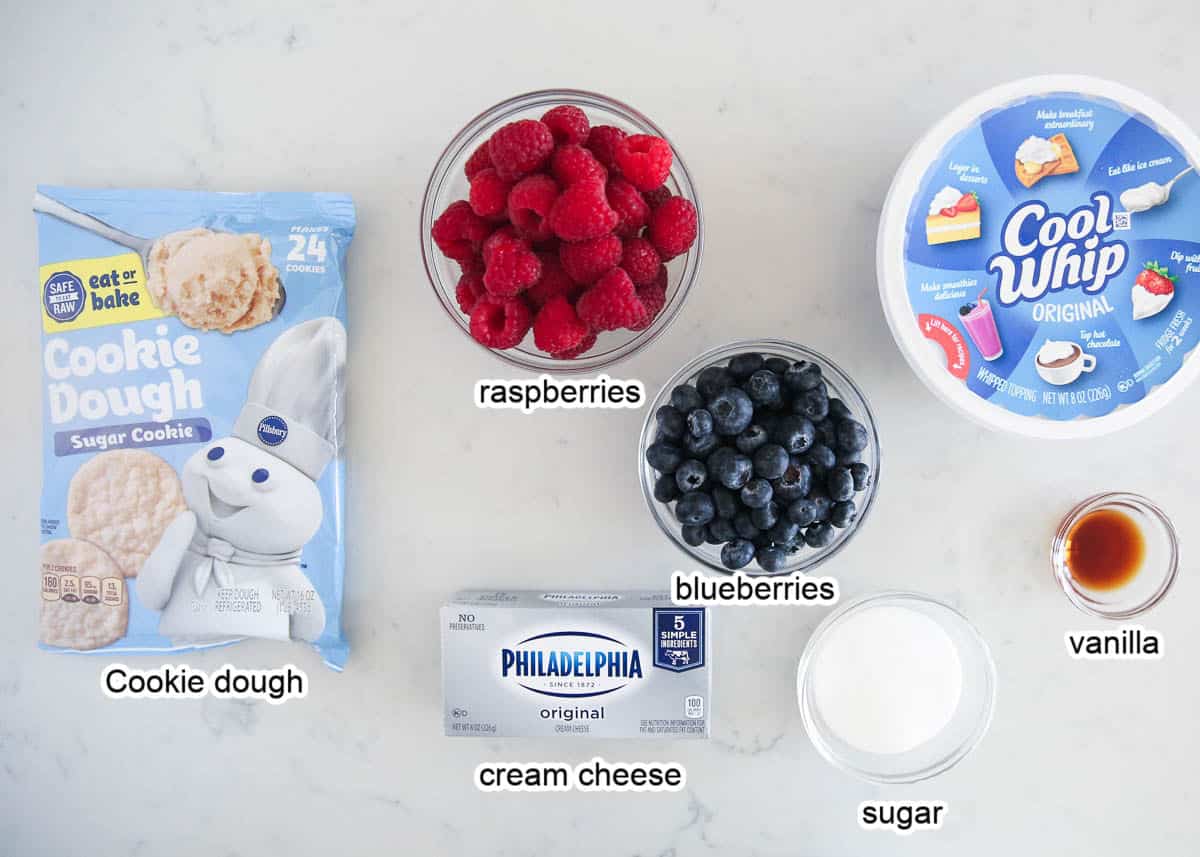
[878,76,1200,438]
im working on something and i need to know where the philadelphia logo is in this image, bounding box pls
[256,415,288,446]
[500,630,644,699]
[987,192,1128,307]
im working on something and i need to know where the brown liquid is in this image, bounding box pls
[1065,508,1145,591]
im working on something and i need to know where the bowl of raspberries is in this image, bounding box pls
[639,340,880,575]
[422,89,702,371]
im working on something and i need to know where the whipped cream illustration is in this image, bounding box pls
[1036,339,1078,365]
[928,185,964,216]
[1132,284,1173,320]
[1120,181,1171,213]
[1016,135,1060,164]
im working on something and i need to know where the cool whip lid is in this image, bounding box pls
[878,76,1200,438]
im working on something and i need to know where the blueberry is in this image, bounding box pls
[752,532,773,549]
[836,419,869,453]
[708,387,755,435]
[740,478,773,509]
[804,522,836,548]
[959,303,976,316]
[828,398,852,421]
[849,462,872,492]
[675,459,708,493]
[655,405,686,440]
[756,545,789,573]
[826,466,855,502]
[734,511,760,540]
[752,443,789,480]
[712,486,739,519]
[787,498,818,527]
[835,448,862,466]
[797,387,829,421]
[756,411,782,439]
[830,500,857,529]
[720,539,756,570]
[728,353,764,380]
[783,361,823,393]
[764,356,791,375]
[684,431,721,458]
[671,384,704,413]
[675,491,716,526]
[806,443,836,477]
[735,425,769,454]
[646,441,684,474]
[811,494,833,522]
[768,519,801,546]
[750,501,780,530]
[816,419,837,447]
[687,408,714,437]
[745,370,782,407]
[773,460,812,502]
[709,517,738,543]
[653,473,680,503]
[697,365,734,400]
[773,415,815,455]
[708,447,752,490]
[681,524,708,547]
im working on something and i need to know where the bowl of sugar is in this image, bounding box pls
[797,591,996,783]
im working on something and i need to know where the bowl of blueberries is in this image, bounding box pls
[639,339,880,574]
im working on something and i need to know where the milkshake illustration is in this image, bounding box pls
[959,293,1004,361]
[137,317,346,644]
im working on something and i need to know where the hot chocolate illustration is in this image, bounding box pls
[1035,339,1096,386]
[138,317,346,643]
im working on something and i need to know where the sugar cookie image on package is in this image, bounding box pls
[146,228,282,333]
[40,539,128,650]
[67,449,188,578]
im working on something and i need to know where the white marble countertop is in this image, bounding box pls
[4,1,1200,854]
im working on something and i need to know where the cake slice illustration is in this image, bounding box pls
[1131,261,1176,320]
[1014,133,1079,188]
[925,186,981,245]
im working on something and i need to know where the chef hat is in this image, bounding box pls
[233,317,347,480]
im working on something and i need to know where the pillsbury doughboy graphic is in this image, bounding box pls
[139,317,346,644]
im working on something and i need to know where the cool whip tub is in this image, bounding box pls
[878,76,1200,437]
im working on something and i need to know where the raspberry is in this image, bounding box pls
[507,174,559,242]
[628,273,667,331]
[614,134,673,192]
[533,295,591,354]
[577,268,647,331]
[469,295,532,349]
[548,179,619,242]
[560,235,622,285]
[482,226,520,266]
[468,168,513,220]
[455,271,486,314]
[606,177,650,238]
[642,186,672,209]
[488,119,554,180]
[619,237,661,286]
[432,200,491,262]
[541,105,590,145]
[649,196,698,260]
[464,142,493,180]
[585,125,627,168]
[483,236,542,297]
[552,331,596,360]
[551,144,608,187]
[458,254,485,277]
[525,253,578,310]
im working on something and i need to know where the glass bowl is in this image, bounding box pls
[420,88,703,373]
[638,339,880,575]
[1051,492,1179,619]
[797,592,997,784]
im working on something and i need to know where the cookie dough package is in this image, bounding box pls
[34,187,354,670]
